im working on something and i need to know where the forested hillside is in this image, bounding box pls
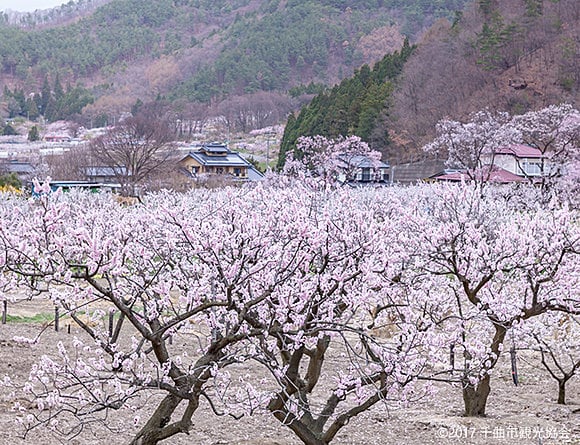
[0,0,469,124]
[387,0,579,162]
[278,40,415,168]
[279,0,579,165]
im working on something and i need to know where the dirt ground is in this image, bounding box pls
[0,298,579,445]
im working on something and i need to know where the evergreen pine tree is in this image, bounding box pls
[28,125,40,141]
[2,124,18,136]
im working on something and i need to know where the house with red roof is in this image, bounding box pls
[433,165,527,183]
[432,144,548,184]
[483,144,546,177]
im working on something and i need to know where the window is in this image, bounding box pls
[521,160,542,176]
[361,168,371,182]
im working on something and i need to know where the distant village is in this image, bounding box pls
[0,118,282,194]
[0,115,555,196]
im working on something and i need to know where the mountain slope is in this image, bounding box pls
[278,40,415,168]
[386,0,579,162]
[0,0,471,121]
[277,0,579,165]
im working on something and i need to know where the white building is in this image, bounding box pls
[483,144,547,177]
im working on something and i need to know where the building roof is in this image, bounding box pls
[181,143,252,168]
[337,154,390,169]
[202,142,229,154]
[184,151,250,167]
[179,142,265,181]
[44,134,72,141]
[494,144,543,158]
[433,165,526,183]
[247,166,265,180]
[1,160,35,175]
[391,159,448,183]
[84,166,128,177]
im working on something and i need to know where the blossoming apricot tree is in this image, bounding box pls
[0,177,578,445]
[0,183,421,445]
[283,135,381,186]
[370,184,580,416]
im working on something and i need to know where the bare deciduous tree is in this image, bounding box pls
[90,107,176,196]
[214,92,291,133]
[43,145,93,181]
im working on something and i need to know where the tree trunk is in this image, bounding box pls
[462,374,491,417]
[128,394,183,445]
[558,380,566,405]
[269,397,328,445]
[287,421,328,445]
[461,324,507,417]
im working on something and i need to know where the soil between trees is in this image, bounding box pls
[0,298,578,445]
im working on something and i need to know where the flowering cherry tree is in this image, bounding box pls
[510,104,580,198]
[1,177,579,443]
[423,109,521,184]
[1,187,272,444]
[511,104,579,164]
[513,312,580,405]
[378,184,580,416]
[283,135,382,187]
[242,187,426,445]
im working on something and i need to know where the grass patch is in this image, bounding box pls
[5,313,57,324]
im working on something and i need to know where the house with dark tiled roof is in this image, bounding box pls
[0,160,35,182]
[83,166,128,183]
[179,142,264,181]
[391,159,448,184]
[336,153,390,184]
